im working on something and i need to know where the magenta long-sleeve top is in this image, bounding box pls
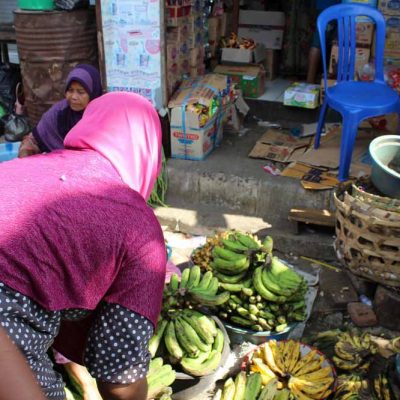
[0,149,166,328]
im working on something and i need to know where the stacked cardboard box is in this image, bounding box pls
[378,0,400,64]
[166,0,206,96]
[168,74,234,160]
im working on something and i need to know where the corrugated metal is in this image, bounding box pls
[0,0,18,25]
[14,8,98,126]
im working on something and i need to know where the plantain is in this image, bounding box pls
[233,371,247,400]
[179,267,190,289]
[187,265,201,289]
[221,377,236,400]
[234,232,260,250]
[180,349,222,377]
[197,270,214,290]
[222,238,249,253]
[164,320,184,361]
[148,318,168,357]
[177,316,211,353]
[213,246,248,262]
[214,270,248,284]
[188,288,230,307]
[244,372,262,400]
[174,318,200,358]
[212,328,224,353]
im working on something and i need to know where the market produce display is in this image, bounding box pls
[309,329,400,399]
[147,265,228,377]
[146,358,176,400]
[193,231,308,333]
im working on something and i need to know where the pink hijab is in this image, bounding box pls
[64,92,162,200]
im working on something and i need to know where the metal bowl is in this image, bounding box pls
[369,135,400,199]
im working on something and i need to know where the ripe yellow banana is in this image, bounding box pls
[262,341,285,376]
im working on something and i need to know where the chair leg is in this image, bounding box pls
[314,100,328,149]
[338,115,358,182]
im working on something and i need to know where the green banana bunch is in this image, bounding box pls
[181,349,222,377]
[146,358,176,400]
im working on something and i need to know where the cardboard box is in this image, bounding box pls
[238,11,285,28]
[166,6,191,27]
[238,27,284,50]
[329,45,371,77]
[166,43,180,63]
[264,49,280,81]
[320,79,337,104]
[214,64,266,98]
[378,0,400,15]
[208,16,222,42]
[168,74,229,160]
[221,44,266,64]
[170,111,218,160]
[283,82,320,109]
[356,22,374,46]
[384,15,400,58]
[248,129,310,163]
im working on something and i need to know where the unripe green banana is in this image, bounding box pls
[212,328,224,353]
[231,315,253,327]
[261,235,273,253]
[233,371,247,400]
[164,320,184,360]
[187,265,201,289]
[177,316,211,353]
[261,269,294,297]
[188,288,230,307]
[253,267,287,303]
[235,232,260,250]
[221,378,236,400]
[207,277,219,295]
[213,246,248,262]
[148,318,168,357]
[179,267,190,289]
[184,309,217,338]
[222,238,249,253]
[197,270,213,290]
[169,273,180,293]
[248,304,259,316]
[174,318,200,358]
[181,349,222,377]
[244,371,262,400]
[180,313,214,345]
[147,364,176,399]
[214,270,247,284]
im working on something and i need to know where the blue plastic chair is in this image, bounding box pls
[315,4,400,181]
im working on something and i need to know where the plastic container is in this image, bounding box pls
[223,321,297,346]
[0,142,20,162]
[18,0,54,10]
[369,135,400,199]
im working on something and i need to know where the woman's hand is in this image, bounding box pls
[97,378,148,400]
[18,133,41,158]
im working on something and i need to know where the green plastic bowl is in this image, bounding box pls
[18,0,55,10]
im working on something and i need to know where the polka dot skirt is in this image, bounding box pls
[0,282,154,399]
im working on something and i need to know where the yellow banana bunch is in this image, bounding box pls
[247,340,334,399]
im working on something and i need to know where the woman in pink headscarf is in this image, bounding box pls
[0,92,165,400]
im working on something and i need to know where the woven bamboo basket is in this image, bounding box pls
[334,183,400,287]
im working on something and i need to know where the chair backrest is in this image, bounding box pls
[318,4,386,89]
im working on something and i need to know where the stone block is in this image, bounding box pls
[347,302,377,327]
[374,285,400,331]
